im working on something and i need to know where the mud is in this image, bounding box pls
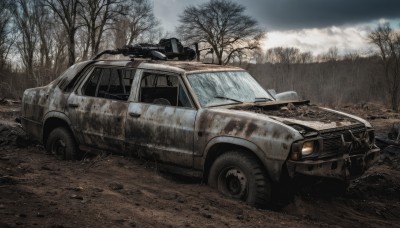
[0,103,400,227]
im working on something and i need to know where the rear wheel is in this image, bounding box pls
[208,151,271,207]
[46,127,79,160]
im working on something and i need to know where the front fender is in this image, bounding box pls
[202,136,285,182]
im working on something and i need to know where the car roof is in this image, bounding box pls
[93,59,243,74]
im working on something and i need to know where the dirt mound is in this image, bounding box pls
[0,124,16,146]
[282,162,400,227]
[0,124,32,148]
[348,172,400,201]
[0,102,20,121]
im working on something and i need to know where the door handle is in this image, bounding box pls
[68,103,79,108]
[129,112,141,118]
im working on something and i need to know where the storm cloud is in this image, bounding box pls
[154,0,400,32]
[235,0,400,31]
[153,0,400,54]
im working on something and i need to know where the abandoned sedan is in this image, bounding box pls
[21,55,380,206]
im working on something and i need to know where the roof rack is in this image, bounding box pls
[92,38,197,61]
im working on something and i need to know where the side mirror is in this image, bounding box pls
[274,91,299,101]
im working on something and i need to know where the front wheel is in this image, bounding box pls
[46,127,79,160]
[208,151,271,207]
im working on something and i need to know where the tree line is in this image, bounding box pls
[252,23,400,111]
[0,0,160,77]
[0,0,399,111]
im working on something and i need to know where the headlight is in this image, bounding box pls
[301,141,314,156]
[290,140,319,161]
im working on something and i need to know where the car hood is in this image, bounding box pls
[228,101,370,131]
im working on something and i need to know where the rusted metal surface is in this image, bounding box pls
[67,93,128,152]
[21,61,94,142]
[286,148,380,179]
[141,60,240,72]
[233,102,361,130]
[126,102,196,166]
[193,108,302,181]
[235,103,357,122]
[21,59,380,184]
[93,59,240,74]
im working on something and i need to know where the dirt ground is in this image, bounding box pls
[0,102,399,228]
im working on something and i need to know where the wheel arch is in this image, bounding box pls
[203,136,284,183]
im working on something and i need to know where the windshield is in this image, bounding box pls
[187,71,274,107]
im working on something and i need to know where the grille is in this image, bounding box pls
[320,124,366,158]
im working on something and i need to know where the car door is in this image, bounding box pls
[125,70,197,167]
[67,67,136,153]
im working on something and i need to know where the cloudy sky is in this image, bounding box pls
[152,0,400,55]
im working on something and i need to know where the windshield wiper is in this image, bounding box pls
[254,97,273,102]
[214,96,243,103]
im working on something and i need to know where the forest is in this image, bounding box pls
[0,0,399,111]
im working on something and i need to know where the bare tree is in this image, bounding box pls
[114,18,129,48]
[265,47,301,90]
[80,0,123,59]
[0,0,14,70]
[265,47,313,64]
[13,0,38,77]
[45,0,81,66]
[53,28,69,75]
[266,47,301,64]
[113,0,158,47]
[253,49,265,64]
[299,51,313,63]
[322,46,339,62]
[343,50,361,62]
[145,27,169,44]
[178,0,265,65]
[369,23,400,111]
[33,0,53,69]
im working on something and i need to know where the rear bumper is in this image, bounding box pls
[286,146,380,180]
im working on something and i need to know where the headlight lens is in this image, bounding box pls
[301,141,314,156]
[290,140,319,161]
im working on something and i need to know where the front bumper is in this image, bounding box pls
[286,146,380,180]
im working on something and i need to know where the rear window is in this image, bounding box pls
[58,61,95,91]
[82,67,136,101]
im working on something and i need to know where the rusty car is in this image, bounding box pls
[21,41,380,207]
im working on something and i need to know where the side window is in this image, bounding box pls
[63,65,93,92]
[82,67,135,101]
[140,72,192,108]
[97,68,111,98]
[83,68,101,96]
[107,69,124,95]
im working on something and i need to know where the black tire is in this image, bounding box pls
[46,127,78,160]
[208,151,271,207]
